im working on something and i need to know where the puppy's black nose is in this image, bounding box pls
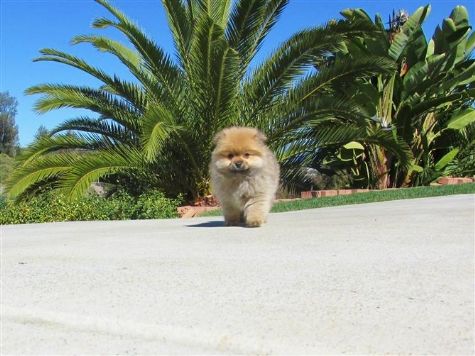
[234,160,243,168]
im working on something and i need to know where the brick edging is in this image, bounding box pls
[300,177,474,199]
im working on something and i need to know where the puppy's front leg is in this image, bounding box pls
[222,204,242,226]
[243,198,271,227]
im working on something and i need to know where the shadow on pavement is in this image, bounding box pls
[186,221,225,228]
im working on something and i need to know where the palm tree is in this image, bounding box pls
[7,0,408,201]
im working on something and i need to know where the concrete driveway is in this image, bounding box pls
[1,195,474,355]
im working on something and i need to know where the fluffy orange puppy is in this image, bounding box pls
[210,127,280,227]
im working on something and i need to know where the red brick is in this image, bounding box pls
[456,178,473,184]
[438,177,453,185]
[352,189,369,193]
[438,177,473,185]
[177,206,192,217]
[178,206,219,218]
[320,190,338,197]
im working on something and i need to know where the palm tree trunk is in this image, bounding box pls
[371,145,390,189]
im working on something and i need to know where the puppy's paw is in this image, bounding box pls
[225,219,241,226]
[223,207,242,227]
[245,216,265,228]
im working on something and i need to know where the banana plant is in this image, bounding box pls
[337,5,475,188]
[322,141,371,187]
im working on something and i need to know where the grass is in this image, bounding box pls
[201,183,475,216]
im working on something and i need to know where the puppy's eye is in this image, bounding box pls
[243,153,250,158]
[227,153,234,159]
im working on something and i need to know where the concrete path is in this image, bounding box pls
[1,195,474,355]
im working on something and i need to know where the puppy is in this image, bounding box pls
[210,126,280,227]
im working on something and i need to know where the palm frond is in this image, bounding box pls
[6,152,76,199]
[162,0,194,68]
[71,34,141,68]
[243,19,384,120]
[141,104,182,162]
[363,128,413,169]
[26,84,140,131]
[290,56,395,103]
[59,147,142,200]
[50,117,136,145]
[226,0,288,68]
[14,133,110,169]
[192,0,231,28]
[265,95,369,143]
[71,35,165,101]
[94,0,182,105]
[34,48,147,110]
[188,15,241,129]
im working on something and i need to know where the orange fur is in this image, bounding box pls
[210,127,280,227]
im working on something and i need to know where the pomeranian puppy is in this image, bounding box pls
[210,127,280,227]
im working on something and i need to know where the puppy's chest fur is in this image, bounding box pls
[227,173,268,204]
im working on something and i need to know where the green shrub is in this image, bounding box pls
[0,190,181,225]
[445,143,475,178]
[134,191,181,219]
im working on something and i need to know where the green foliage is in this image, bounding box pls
[0,153,14,186]
[416,148,461,185]
[302,168,352,191]
[338,5,475,188]
[8,0,403,201]
[447,109,475,130]
[134,190,182,219]
[0,190,181,225]
[445,142,475,177]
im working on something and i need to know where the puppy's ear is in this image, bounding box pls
[255,129,267,143]
[213,129,226,145]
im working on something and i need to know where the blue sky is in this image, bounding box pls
[1,0,474,146]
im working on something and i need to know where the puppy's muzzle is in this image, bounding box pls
[231,160,247,172]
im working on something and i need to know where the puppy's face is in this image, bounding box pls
[211,127,266,175]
